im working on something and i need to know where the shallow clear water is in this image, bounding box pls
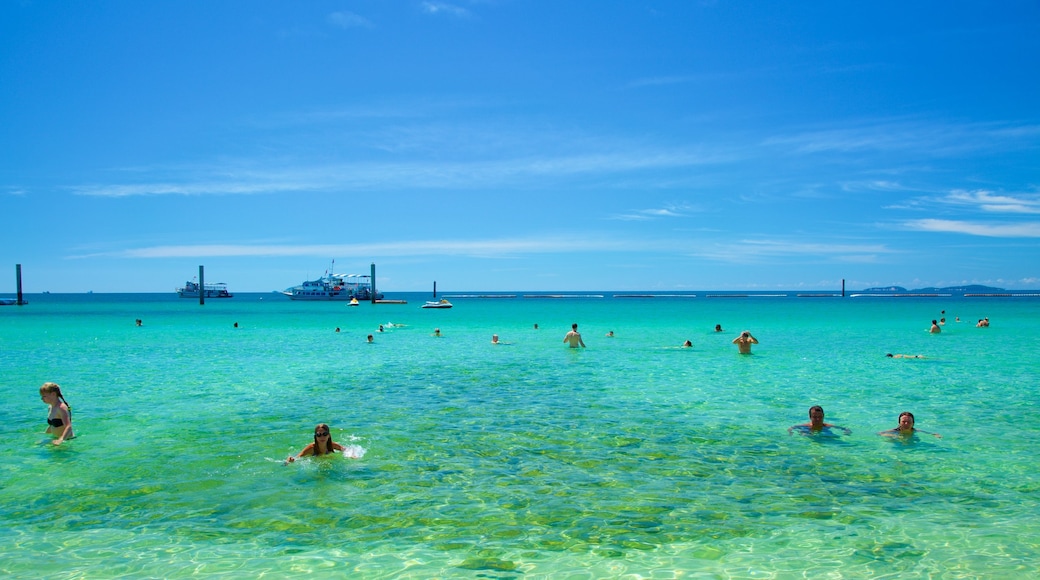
[2,292,1039,578]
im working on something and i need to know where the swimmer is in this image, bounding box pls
[135,319,142,327]
[886,353,926,359]
[285,423,354,464]
[788,405,851,435]
[878,411,941,438]
[533,323,539,330]
[732,330,758,354]
[40,382,74,445]
[563,323,585,348]
[433,328,442,337]
[714,324,723,332]
[929,320,941,334]
[378,325,384,333]
[234,322,239,328]
[367,334,373,343]
[606,331,614,337]
[335,327,341,333]
[492,334,499,344]
[681,340,693,348]
[976,317,990,328]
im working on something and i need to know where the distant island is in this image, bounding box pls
[860,284,1005,293]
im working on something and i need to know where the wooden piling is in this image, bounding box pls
[16,264,25,305]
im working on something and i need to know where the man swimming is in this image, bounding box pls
[788,405,851,435]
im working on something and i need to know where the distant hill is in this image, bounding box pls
[859,284,1005,293]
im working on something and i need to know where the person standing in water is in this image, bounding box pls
[40,382,74,445]
[732,330,758,354]
[563,323,586,348]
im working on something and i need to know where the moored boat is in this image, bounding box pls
[177,280,233,298]
[283,262,383,301]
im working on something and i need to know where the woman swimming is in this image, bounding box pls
[285,423,353,464]
[878,411,941,438]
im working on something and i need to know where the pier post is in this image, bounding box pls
[370,263,376,303]
[842,279,845,297]
[199,265,205,305]
[16,264,25,305]
[433,281,437,299]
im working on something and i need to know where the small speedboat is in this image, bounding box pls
[422,299,453,309]
[349,298,359,306]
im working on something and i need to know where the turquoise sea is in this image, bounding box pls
[2,292,1039,579]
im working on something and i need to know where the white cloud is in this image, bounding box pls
[690,238,895,264]
[763,119,1040,157]
[609,204,697,221]
[904,219,1040,238]
[328,11,373,29]
[70,150,727,197]
[422,2,470,17]
[69,236,640,260]
[939,190,1040,214]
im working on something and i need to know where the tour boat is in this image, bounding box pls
[177,280,233,298]
[282,263,383,301]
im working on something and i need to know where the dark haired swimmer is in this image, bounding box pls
[285,423,353,464]
[886,353,925,359]
[563,323,585,348]
[879,411,941,438]
[732,330,758,354]
[788,405,850,435]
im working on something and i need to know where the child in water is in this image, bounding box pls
[40,382,74,445]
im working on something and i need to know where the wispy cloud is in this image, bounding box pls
[609,203,698,221]
[903,219,1040,238]
[71,149,727,197]
[691,238,895,264]
[69,236,639,260]
[936,190,1040,214]
[328,11,373,29]
[764,119,1040,157]
[422,2,471,17]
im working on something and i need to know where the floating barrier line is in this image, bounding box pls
[442,295,517,299]
[849,293,951,297]
[964,293,1040,297]
[522,294,604,299]
[613,294,697,298]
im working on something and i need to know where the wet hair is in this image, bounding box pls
[312,423,336,456]
[808,405,824,417]
[898,411,915,427]
[40,382,72,419]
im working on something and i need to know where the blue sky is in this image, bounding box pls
[2,1,1038,293]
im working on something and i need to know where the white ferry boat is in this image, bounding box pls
[177,280,233,299]
[282,263,383,301]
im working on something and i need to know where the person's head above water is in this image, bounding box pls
[808,405,825,427]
